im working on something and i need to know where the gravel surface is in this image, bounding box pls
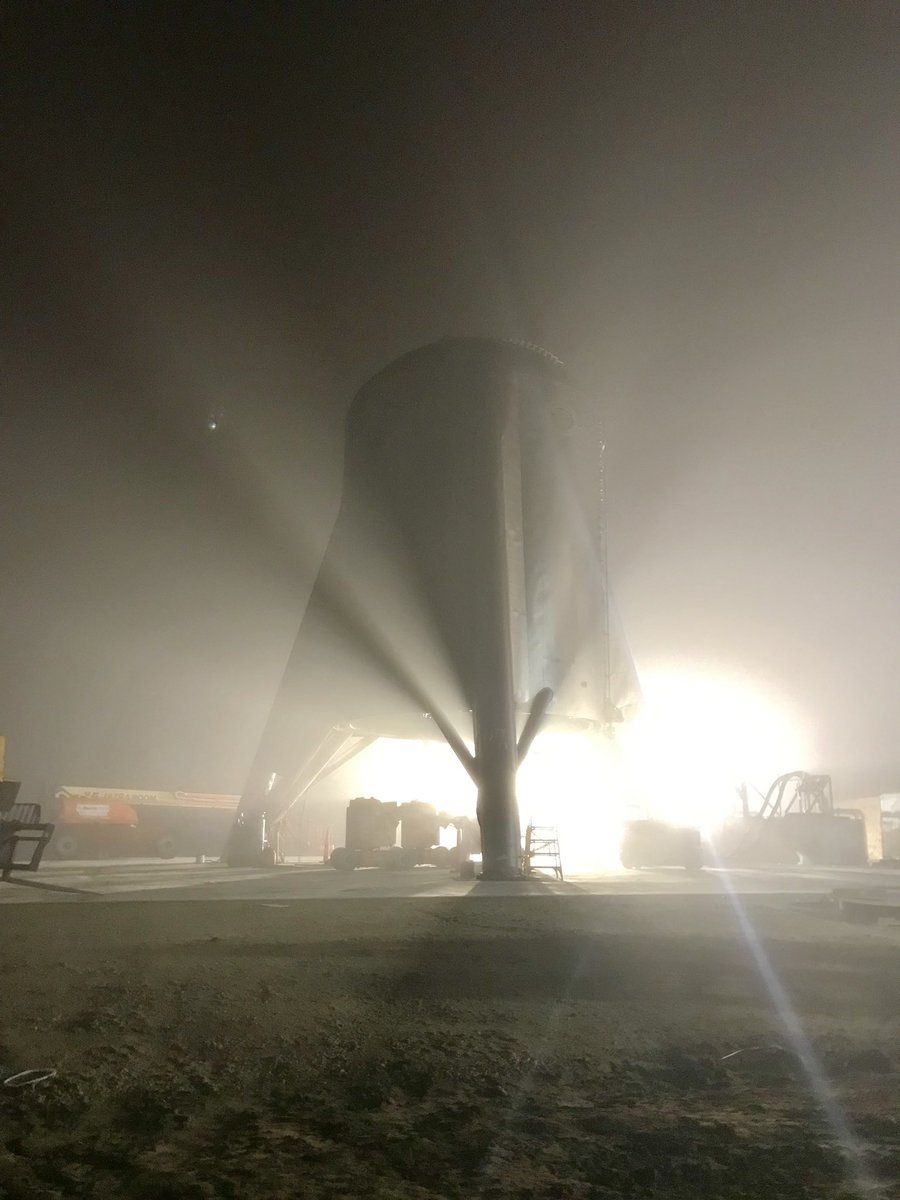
[1,893,898,1198]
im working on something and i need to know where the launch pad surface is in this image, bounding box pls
[2,857,900,903]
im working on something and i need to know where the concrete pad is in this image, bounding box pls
[3,858,900,903]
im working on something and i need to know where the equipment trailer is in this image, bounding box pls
[329,796,477,872]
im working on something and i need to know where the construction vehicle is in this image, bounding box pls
[728,772,867,866]
[620,820,703,870]
[329,797,478,871]
[47,787,239,860]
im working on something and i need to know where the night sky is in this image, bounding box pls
[2,2,898,802]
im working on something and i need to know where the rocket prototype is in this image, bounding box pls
[229,338,638,877]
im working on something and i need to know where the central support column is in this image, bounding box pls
[474,708,521,879]
[472,369,523,879]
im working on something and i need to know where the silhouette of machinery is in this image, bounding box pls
[329,797,478,872]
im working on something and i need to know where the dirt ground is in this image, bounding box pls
[1,891,898,1199]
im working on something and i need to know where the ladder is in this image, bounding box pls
[523,824,564,880]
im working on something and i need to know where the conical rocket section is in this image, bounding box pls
[229,338,638,875]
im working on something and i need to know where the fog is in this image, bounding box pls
[2,2,897,804]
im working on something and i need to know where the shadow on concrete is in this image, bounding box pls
[0,876,101,897]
